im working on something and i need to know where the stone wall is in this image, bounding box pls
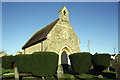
[24,19,81,65]
[24,43,41,54]
[46,20,80,54]
[44,20,80,64]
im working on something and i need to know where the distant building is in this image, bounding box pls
[111,54,117,59]
[16,51,23,55]
[22,6,80,65]
[0,52,8,57]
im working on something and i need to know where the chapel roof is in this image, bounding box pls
[22,19,59,49]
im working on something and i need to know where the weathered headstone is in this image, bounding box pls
[70,76,75,80]
[57,65,64,80]
[98,74,103,79]
[116,54,120,80]
[14,67,19,80]
[42,76,45,80]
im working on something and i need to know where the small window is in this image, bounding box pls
[63,10,66,15]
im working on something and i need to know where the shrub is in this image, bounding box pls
[31,52,59,76]
[69,53,92,74]
[2,56,14,69]
[92,54,110,72]
[14,54,31,73]
[15,52,59,77]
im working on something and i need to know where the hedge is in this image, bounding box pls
[14,52,59,77]
[69,53,92,74]
[92,54,110,72]
[31,52,59,76]
[2,56,14,69]
[14,54,31,73]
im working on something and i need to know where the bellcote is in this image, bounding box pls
[58,6,69,22]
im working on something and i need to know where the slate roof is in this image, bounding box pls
[22,19,59,49]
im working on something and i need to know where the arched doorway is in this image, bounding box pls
[59,45,73,73]
[61,51,68,64]
[61,51,69,73]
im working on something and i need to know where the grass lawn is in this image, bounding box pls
[1,73,116,80]
[64,74,74,78]
[1,72,32,80]
[0,68,15,79]
[1,74,15,78]
[0,68,116,80]
[0,68,14,75]
[75,74,115,80]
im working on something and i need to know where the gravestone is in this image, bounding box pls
[57,65,64,80]
[42,77,45,80]
[116,54,120,80]
[98,74,103,78]
[14,67,19,80]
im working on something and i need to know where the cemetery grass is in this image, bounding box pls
[0,68,14,74]
[74,74,115,80]
[1,69,116,80]
[1,73,116,80]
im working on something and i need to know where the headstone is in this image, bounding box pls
[14,67,19,80]
[110,59,116,68]
[42,76,45,80]
[70,76,74,80]
[57,65,64,80]
[116,54,120,80]
[98,74,103,78]
[107,67,110,72]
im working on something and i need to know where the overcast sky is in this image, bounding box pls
[2,2,118,55]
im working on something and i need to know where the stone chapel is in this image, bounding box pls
[22,6,80,65]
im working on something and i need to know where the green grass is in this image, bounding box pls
[64,74,74,78]
[75,74,115,80]
[1,74,115,80]
[22,76,57,80]
[0,68,116,80]
[0,68,14,79]
[82,78,114,80]
[1,68,14,74]
[77,74,98,78]
[22,77,42,80]
[63,74,115,80]
[103,69,116,74]
[1,74,15,78]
